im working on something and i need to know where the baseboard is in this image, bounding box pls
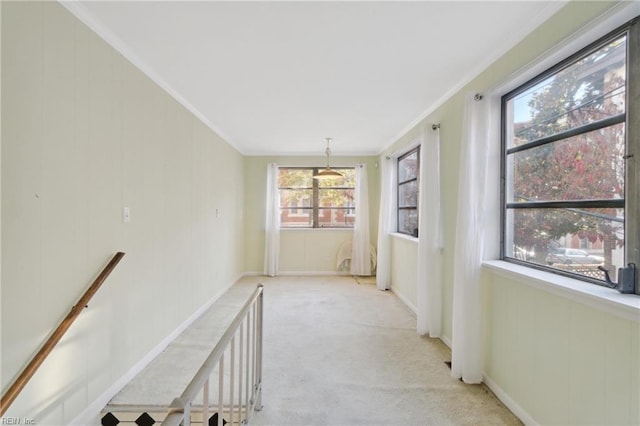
[241,271,352,277]
[439,334,452,349]
[390,285,417,314]
[70,274,241,425]
[279,270,351,276]
[482,374,537,426]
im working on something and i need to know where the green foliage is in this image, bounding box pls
[278,167,355,208]
[509,37,626,259]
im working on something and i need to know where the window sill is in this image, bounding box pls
[482,260,640,322]
[280,227,353,231]
[390,233,419,243]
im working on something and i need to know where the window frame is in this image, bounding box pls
[278,166,356,229]
[499,16,639,295]
[397,146,420,237]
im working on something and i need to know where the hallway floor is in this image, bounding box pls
[106,275,521,425]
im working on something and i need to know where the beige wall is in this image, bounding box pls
[383,1,640,424]
[483,270,639,424]
[3,1,639,425]
[1,2,245,423]
[389,235,417,312]
[243,155,379,274]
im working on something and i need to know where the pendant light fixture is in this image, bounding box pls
[313,138,343,180]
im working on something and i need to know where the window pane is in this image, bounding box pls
[278,168,313,188]
[507,35,626,149]
[279,189,312,227]
[280,209,312,227]
[319,189,354,208]
[508,123,625,202]
[505,207,624,281]
[319,208,355,227]
[279,189,312,207]
[399,209,419,236]
[399,151,419,182]
[397,147,420,235]
[340,168,356,187]
[399,181,418,208]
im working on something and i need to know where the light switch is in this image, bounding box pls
[123,207,131,223]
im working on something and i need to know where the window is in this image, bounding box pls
[397,147,420,236]
[501,17,638,293]
[278,167,356,228]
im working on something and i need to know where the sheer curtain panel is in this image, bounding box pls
[264,163,280,276]
[451,93,491,383]
[416,126,443,337]
[375,158,397,290]
[351,164,371,276]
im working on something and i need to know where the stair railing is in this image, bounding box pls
[0,252,126,416]
[162,284,264,426]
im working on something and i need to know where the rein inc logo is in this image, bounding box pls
[1,418,35,425]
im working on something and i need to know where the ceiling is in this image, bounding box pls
[63,1,567,156]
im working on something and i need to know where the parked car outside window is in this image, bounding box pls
[545,248,604,265]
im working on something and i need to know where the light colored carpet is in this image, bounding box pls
[107,275,521,425]
[250,275,521,426]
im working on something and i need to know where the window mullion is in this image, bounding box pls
[312,168,319,228]
[506,199,625,209]
[627,20,640,294]
[507,113,626,155]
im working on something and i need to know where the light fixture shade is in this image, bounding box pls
[314,167,344,180]
[312,137,343,180]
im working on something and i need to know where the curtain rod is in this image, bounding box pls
[384,124,439,160]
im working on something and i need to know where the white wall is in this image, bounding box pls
[383,1,640,424]
[1,2,245,424]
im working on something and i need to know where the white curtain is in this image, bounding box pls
[351,164,371,276]
[375,157,397,290]
[264,163,280,276]
[451,93,492,383]
[416,126,443,337]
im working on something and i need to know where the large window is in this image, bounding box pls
[398,147,420,236]
[278,167,355,228]
[501,17,638,293]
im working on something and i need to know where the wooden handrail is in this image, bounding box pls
[0,251,125,416]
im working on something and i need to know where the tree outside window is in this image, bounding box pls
[502,30,629,284]
[278,167,355,228]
